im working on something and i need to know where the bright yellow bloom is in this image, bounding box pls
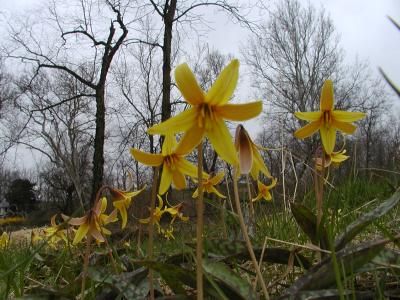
[147,59,262,165]
[294,80,365,154]
[140,195,165,228]
[0,232,9,249]
[62,197,118,245]
[164,202,189,223]
[160,226,175,240]
[31,230,42,245]
[130,134,199,195]
[252,179,277,202]
[43,214,69,249]
[111,187,144,229]
[235,124,272,180]
[192,172,226,199]
[315,149,349,170]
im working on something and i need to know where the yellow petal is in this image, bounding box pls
[105,209,119,224]
[235,125,253,174]
[157,194,164,209]
[73,223,89,245]
[100,197,107,214]
[215,101,262,121]
[175,158,199,179]
[320,126,336,154]
[266,178,277,190]
[162,134,178,156]
[262,190,272,201]
[89,226,105,243]
[331,153,349,163]
[209,172,225,185]
[117,204,127,229]
[205,59,239,105]
[139,217,150,224]
[206,117,238,165]
[172,170,186,190]
[252,194,263,202]
[294,120,321,139]
[320,80,334,111]
[192,188,199,198]
[159,165,173,195]
[130,148,164,166]
[331,119,357,134]
[147,107,197,135]
[252,144,272,178]
[209,186,226,198]
[332,110,366,122]
[175,63,205,105]
[174,123,205,156]
[295,111,323,121]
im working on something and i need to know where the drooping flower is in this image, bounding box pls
[147,59,262,165]
[130,134,201,195]
[235,124,272,180]
[62,197,118,245]
[252,179,277,202]
[0,232,9,249]
[139,195,166,230]
[164,202,189,223]
[315,149,349,170]
[192,172,226,199]
[110,187,144,229]
[294,80,365,154]
[43,214,69,248]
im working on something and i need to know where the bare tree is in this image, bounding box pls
[5,0,128,204]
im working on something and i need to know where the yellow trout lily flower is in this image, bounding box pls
[131,134,199,195]
[235,124,272,180]
[140,195,165,227]
[294,80,365,154]
[315,149,349,170]
[62,197,118,245]
[43,214,69,248]
[252,179,277,202]
[147,59,262,165]
[0,232,9,249]
[111,187,144,229]
[192,172,226,199]
[164,202,189,223]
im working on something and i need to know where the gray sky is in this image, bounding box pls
[2,0,400,170]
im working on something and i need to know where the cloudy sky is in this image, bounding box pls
[1,0,400,169]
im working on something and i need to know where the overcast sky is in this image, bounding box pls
[1,0,400,170]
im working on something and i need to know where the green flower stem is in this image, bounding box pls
[196,141,204,300]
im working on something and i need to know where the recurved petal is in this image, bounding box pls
[294,120,321,139]
[207,117,238,165]
[205,59,239,105]
[320,126,336,154]
[130,148,164,166]
[320,80,334,111]
[174,123,205,156]
[252,144,272,178]
[209,186,226,198]
[262,191,272,201]
[72,223,89,245]
[209,171,225,185]
[116,204,127,229]
[175,158,200,179]
[252,194,263,202]
[175,63,205,105]
[331,153,349,163]
[294,111,323,121]
[266,178,277,189]
[159,165,173,195]
[331,119,357,134]
[332,110,366,122]
[172,170,187,190]
[89,226,105,243]
[215,101,262,121]
[192,188,199,198]
[162,134,178,156]
[62,214,88,226]
[147,107,197,135]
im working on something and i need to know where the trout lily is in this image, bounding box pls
[111,187,144,229]
[130,134,200,195]
[147,59,262,165]
[294,80,365,154]
[192,172,226,199]
[315,149,349,170]
[252,179,277,202]
[62,197,118,245]
[140,195,166,230]
[235,124,272,180]
[43,214,69,248]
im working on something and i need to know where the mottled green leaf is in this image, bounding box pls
[290,202,329,250]
[203,259,258,300]
[335,188,400,250]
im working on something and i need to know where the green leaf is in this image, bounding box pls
[286,236,393,293]
[335,188,400,250]
[290,202,329,250]
[195,239,311,269]
[203,259,258,300]
[88,266,149,299]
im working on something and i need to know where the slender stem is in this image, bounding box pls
[233,170,270,300]
[196,141,204,300]
[81,235,92,298]
[148,167,160,300]
[246,174,255,218]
